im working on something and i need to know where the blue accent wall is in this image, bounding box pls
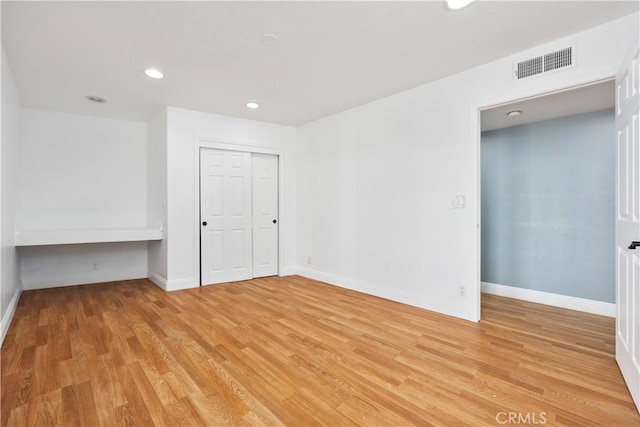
[481,109,615,303]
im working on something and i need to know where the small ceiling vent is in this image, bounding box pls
[514,46,574,80]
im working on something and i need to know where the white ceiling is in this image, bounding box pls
[2,1,638,126]
[481,80,615,132]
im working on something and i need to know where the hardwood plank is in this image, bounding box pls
[4,404,27,427]
[25,390,61,427]
[1,277,639,426]
[163,396,207,427]
[61,381,99,427]
[89,354,126,424]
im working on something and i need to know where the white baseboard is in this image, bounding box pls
[295,266,370,293]
[166,277,198,291]
[1,284,23,346]
[295,266,479,322]
[22,268,148,290]
[148,272,168,290]
[481,281,615,317]
[148,272,197,291]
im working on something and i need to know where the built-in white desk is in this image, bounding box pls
[15,227,163,247]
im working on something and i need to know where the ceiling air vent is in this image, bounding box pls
[514,46,574,80]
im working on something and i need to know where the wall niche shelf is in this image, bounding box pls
[15,226,163,247]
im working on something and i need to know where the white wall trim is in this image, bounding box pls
[1,284,23,346]
[166,277,198,291]
[170,277,198,291]
[149,272,197,291]
[481,281,615,317]
[196,136,282,156]
[148,272,168,290]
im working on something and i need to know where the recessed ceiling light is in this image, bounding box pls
[446,0,476,10]
[85,95,107,103]
[144,68,165,79]
[506,110,523,117]
[246,102,260,110]
[261,34,279,46]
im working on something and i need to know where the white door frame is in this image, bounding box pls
[193,137,284,285]
[473,76,615,321]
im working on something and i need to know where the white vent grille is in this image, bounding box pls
[515,46,574,80]
[544,47,572,72]
[517,56,544,79]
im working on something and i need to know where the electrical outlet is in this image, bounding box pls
[458,286,465,297]
[307,257,311,265]
[92,262,98,271]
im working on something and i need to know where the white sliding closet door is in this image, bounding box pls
[200,148,252,284]
[252,153,279,278]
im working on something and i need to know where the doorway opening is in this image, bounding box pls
[479,80,616,318]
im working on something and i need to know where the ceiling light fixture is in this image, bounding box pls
[506,110,522,117]
[85,95,107,103]
[246,102,260,109]
[446,0,476,10]
[144,68,165,79]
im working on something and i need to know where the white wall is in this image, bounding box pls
[159,107,297,290]
[297,14,639,322]
[1,46,22,342]
[19,109,148,229]
[19,109,149,289]
[147,108,168,282]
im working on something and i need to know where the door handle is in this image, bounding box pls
[629,241,640,250]
[273,219,277,224]
[202,221,207,226]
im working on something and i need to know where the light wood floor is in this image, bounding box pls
[2,276,638,426]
